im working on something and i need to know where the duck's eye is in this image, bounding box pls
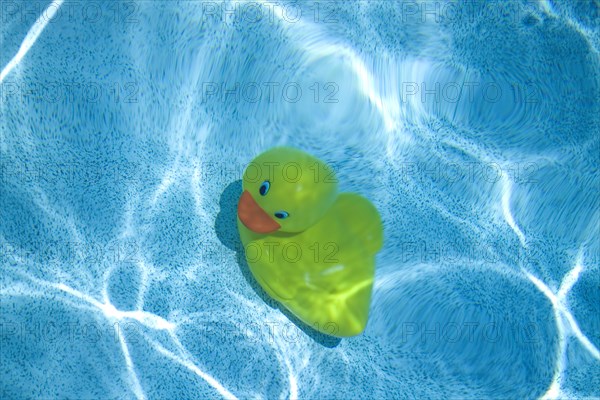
[259,180,270,196]
[274,211,289,219]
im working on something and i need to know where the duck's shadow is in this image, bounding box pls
[215,180,341,348]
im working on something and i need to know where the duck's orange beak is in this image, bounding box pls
[237,190,280,234]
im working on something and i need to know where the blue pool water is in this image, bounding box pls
[1,0,599,398]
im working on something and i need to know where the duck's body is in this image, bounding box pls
[237,147,383,337]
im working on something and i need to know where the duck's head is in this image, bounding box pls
[237,147,338,234]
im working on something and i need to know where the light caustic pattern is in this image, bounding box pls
[1,0,599,399]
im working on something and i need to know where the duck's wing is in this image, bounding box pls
[331,193,383,254]
[280,193,382,337]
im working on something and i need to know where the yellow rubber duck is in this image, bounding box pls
[237,147,383,337]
